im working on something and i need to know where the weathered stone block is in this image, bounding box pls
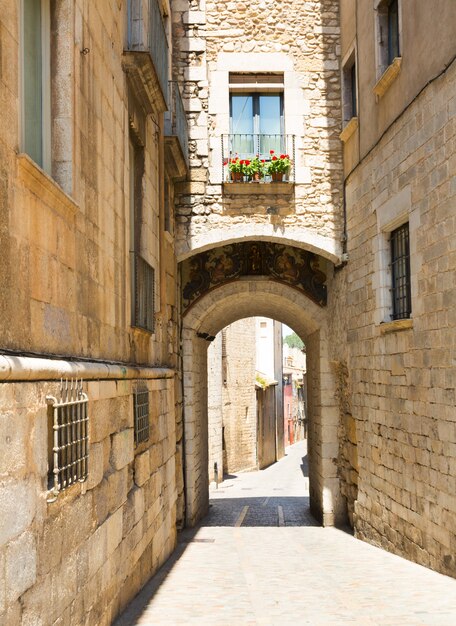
[87,441,104,490]
[93,467,129,526]
[87,520,107,579]
[134,451,150,487]
[106,508,123,557]
[5,531,37,603]
[0,409,29,476]
[110,429,134,470]
[0,480,36,545]
[149,443,163,473]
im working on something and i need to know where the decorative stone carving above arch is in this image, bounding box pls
[181,241,329,314]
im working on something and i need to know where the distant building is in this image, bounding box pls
[283,344,307,445]
[207,317,284,481]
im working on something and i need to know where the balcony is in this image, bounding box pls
[222,134,295,193]
[123,0,169,113]
[164,82,189,180]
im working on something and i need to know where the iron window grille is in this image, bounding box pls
[134,383,150,446]
[132,252,155,332]
[46,379,89,502]
[390,222,411,320]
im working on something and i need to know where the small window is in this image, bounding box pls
[22,0,51,171]
[133,254,155,332]
[164,174,173,234]
[46,379,89,501]
[134,383,150,446]
[387,0,400,64]
[376,0,401,75]
[390,223,411,320]
[130,131,155,333]
[342,53,357,123]
[229,74,284,158]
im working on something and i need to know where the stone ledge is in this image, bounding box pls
[373,57,402,99]
[0,354,175,381]
[16,153,79,221]
[222,182,294,195]
[378,318,413,334]
[340,117,358,143]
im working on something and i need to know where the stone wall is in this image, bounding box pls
[0,1,182,621]
[331,57,456,576]
[221,319,258,474]
[172,0,344,263]
[0,376,177,625]
[0,1,178,368]
[207,320,258,480]
[207,333,224,482]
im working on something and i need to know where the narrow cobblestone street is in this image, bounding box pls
[116,441,456,625]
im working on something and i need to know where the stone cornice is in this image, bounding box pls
[0,354,175,381]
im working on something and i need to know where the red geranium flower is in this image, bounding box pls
[272,156,278,161]
[280,154,285,159]
[270,150,275,154]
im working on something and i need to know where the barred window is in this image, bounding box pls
[390,223,411,320]
[46,379,89,501]
[133,383,150,446]
[133,253,155,332]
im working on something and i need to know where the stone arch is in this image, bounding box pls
[176,225,342,264]
[181,279,346,528]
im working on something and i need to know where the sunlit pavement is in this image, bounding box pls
[115,440,456,625]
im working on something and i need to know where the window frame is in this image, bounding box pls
[374,0,402,78]
[387,0,400,65]
[229,90,285,158]
[341,46,358,125]
[129,128,155,334]
[390,222,411,320]
[21,0,52,172]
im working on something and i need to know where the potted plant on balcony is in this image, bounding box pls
[226,156,247,182]
[267,150,291,181]
[246,155,266,182]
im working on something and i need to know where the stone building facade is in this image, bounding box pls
[208,318,258,480]
[333,0,456,577]
[207,317,283,482]
[0,1,186,623]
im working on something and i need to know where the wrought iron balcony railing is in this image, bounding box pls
[126,0,169,104]
[222,134,295,183]
[165,81,189,170]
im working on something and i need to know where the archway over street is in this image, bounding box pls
[181,275,345,528]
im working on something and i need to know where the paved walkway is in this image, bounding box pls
[115,441,456,625]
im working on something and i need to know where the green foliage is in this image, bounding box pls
[283,332,304,350]
[255,373,268,389]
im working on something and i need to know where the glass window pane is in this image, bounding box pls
[23,0,43,166]
[259,95,281,135]
[388,0,399,63]
[230,95,254,156]
[259,95,282,155]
